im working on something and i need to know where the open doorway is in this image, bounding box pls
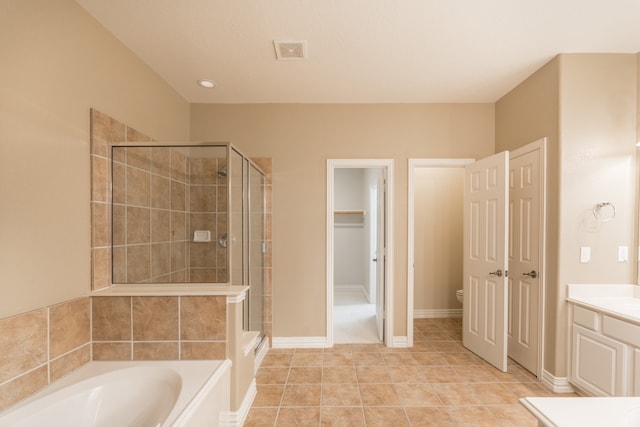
[327,159,394,347]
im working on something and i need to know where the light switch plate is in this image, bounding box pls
[580,246,591,263]
[618,246,629,262]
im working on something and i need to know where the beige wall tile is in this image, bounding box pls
[170,211,186,241]
[180,296,226,340]
[0,365,48,411]
[126,207,150,244]
[49,298,90,358]
[170,242,187,271]
[112,247,126,283]
[91,109,126,148]
[151,148,171,177]
[126,245,151,282]
[50,344,91,382]
[151,243,171,278]
[92,247,111,290]
[91,202,109,248]
[92,297,132,341]
[132,296,178,341]
[126,126,153,143]
[92,342,132,361]
[126,166,151,207]
[0,309,47,383]
[126,147,151,170]
[180,342,226,360]
[91,156,109,203]
[190,158,218,185]
[170,149,187,182]
[170,181,186,211]
[190,186,216,212]
[112,205,125,246]
[190,268,217,282]
[151,209,171,243]
[133,342,179,360]
[112,162,126,204]
[151,175,171,209]
[190,242,216,268]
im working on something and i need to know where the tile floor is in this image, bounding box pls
[246,318,577,426]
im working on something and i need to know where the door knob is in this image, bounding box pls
[489,269,503,277]
[372,258,378,262]
[522,270,538,279]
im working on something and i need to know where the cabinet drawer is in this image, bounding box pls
[603,315,640,347]
[573,305,601,331]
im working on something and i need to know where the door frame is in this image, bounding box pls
[327,159,394,347]
[510,138,547,379]
[407,158,474,347]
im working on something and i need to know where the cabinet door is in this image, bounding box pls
[571,324,627,396]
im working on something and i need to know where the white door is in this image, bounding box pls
[375,173,386,342]
[463,151,509,372]
[508,146,541,375]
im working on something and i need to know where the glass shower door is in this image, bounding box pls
[248,163,266,340]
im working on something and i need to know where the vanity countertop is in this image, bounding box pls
[521,397,640,427]
[567,284,640,325]
[91,283,248,298]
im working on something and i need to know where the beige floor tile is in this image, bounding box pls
[356,366,391,383]
[362,407,410,426]
[276,407,320,426]
[323,352,354,367]
[452,365,499,382]
[382,352,417,366]
[257,367,290,385]
[407,341,437,352]
[412,352,448,366]
[431,383,484,405]
[262,353,293,367]
[507,381,554,398]
[394,383,442,406]
[322,367,358,384]
[359,383,401,406]
[287,367,322,384]
[442,352,484,366]
[387,366,426,383]
[291,352,323,367]
[488,404,539,427]
[429,341,464,352]
[254,385,285,407]
[421,366,460,383]
[281,384,322,407]
[245,407,278,426]
[405,407,456,426]
[321,383,362,406]
[469,383,519,405]
[320,407,365,426]
[350,344,380,353]
[324,344,352,353]
[353,352,386,367]
[447,406,500,427]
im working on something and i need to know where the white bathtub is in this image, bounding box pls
[0,360,231,427]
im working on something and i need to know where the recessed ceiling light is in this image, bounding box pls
[197,79,216,88]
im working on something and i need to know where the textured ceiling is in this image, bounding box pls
[76,0,640,103]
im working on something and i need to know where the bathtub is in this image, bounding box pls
[0,359,231,427]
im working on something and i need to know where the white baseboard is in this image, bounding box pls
[272,336,328,348]
[220,379,256,427]
[391,336,409,348]
[541,370,575,393]
[254,337,269,373]
[414,308,462,318]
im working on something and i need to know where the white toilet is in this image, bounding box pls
[456,289,463,304]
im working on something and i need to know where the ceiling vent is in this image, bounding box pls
[273,40,307,60]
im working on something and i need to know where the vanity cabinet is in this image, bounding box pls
[569,303,639,397]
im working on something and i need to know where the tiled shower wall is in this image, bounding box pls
[0,298,90,411]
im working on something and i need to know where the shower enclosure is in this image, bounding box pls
[110,143,267,343]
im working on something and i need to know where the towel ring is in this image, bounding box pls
[593,202,616,222]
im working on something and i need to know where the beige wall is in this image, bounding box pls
[0,0,189,318]
[413,168,464,312]
[496,54,637,378]
[496,57,561,374]
[190,104,495,337]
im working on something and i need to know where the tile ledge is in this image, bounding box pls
[91,284,248,297]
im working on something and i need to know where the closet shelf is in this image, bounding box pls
[334,210,365,215]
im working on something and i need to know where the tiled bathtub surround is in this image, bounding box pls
[91,296,227,361]
[0,298,90,411]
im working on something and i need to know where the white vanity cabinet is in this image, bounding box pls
[569,302,640,397]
